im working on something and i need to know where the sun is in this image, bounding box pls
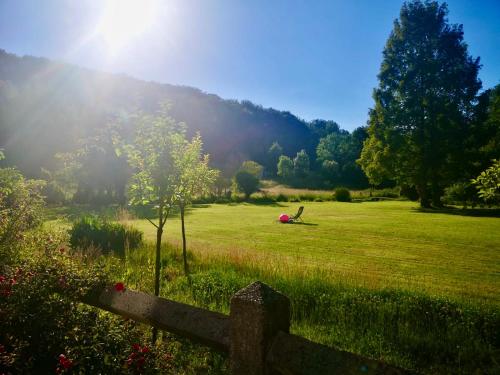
[96,0,157,54]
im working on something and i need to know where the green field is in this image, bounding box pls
[118,201,500,304]
[45,200,500,372]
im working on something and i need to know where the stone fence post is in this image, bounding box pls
[229,281,291,375]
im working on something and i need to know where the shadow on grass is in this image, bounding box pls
[413,206,500,218]
[226,201,287,207]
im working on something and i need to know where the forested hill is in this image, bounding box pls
[0,49,327,177]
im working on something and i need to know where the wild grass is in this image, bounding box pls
[103,241,500,374]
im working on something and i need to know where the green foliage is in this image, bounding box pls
[293,149,310,179]
[54,123,130,205]
[361,1,482,207]
[357,132,390,187]
[234,170,259,199]
[443,182,479,208]
[69,216,142,257]
[126,108,184,210]
[316,127,368,188]
[471,159,500,204]
[239,160,263,178]
[399,185,419,201]
[0,167,45,262]
[334,187,352,202]
[42,180,67,205]
[267,142,283,176]
[277,155,294,179]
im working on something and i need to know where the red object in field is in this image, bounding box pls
[279,214,289,223]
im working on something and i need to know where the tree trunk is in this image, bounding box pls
[152,207,164,344]
[180,203,188,276]
[417,184,431,208]
[431,181,443,208]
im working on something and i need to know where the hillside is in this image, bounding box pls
[0,49,324,177]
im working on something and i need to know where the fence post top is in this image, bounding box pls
[231,281,289,307]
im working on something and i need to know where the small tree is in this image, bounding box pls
[471,159,500,205]
[277,155,293,179]
[173,134,218,275]
[234,170,259,199]
[125,108,184,343]
[293,149,310,179]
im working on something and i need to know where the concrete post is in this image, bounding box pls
[229,281,291,375]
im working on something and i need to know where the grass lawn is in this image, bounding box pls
[60,200,498,304]
[44,200,500,372]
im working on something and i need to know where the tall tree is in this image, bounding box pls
[267,142,283,176]
[293,149,310,179]
[277,155,294,179]
[360,0,481,207]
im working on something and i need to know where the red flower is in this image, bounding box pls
[58,354,73,369]
[141,346,150,353]
[114,282,125,292]
[0,275,5,283]
[132,343,140,352]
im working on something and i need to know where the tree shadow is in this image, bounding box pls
[227,201,287,207]
[412,206,500,218]
[291,222,318,226]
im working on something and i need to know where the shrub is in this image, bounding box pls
[275,193,288,202]
[334,187,352,202]
[0,167,45,262]
[443,182,479,208]
[234,170,259,199]
[69,216,142,257]
[471,159,500,204]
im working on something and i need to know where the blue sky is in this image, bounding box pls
[0,0,499,131]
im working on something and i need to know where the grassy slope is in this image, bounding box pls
[124,201,500,304]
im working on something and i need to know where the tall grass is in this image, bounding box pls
[107,242,500,374]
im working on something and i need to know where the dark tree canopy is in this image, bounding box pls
[359,0,482,207]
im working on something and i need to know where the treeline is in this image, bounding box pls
[0,49,369,205]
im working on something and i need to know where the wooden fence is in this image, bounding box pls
[83,281,410,374]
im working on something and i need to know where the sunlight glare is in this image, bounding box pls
[96,0,157,54]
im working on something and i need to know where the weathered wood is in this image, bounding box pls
[83,286,229,352]
[267,331,411,375]
[230,281,290,375]
[80,282,414,374]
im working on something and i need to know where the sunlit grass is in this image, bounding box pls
[122,201,500,304]
[46,200,500,304]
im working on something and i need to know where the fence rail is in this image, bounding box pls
[82,281,410,374]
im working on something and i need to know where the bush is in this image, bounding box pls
[69,216,142,257]
[443,182,479,208]
[334,187,352,202]
[275,193,288,202]
[0,167,45,262]
[234,170,259,199]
